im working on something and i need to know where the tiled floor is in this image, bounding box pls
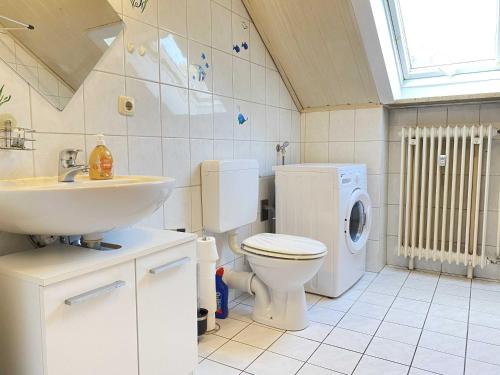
[196,266,500,375]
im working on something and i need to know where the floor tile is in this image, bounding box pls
[418,330,466,357]
[465,358,500,375]
[297,363,341,375]
[471,279,500,292]
[391,297,430,314]
[398,286,434,302]
[216,318,251,339]
[424,316,467,338]
[324,327,372,353]
[198,334,229,357]
[349,301,389,320]
[208,340,263,370]
[468,323,500,346]
[428,303,469,323]
[246,351,303,375]
[375,321,421,346]
[306,293,322,308]
[432,293,470,309]
[288,321,333,342]
[195,359,241,375]
[467,339,500,366]
[357,291,395,308]
[268,333,320,361]
[384,307,426,328]
[229,304,253,322]
[232,323,283,349]
[308,305,345,325]
[412,347,465,375]
[469,310,500,330]
[308,344,362,374]
[440,274,471,287]
[470,298,500,316]
[404,278,437,291]
[353,355,408,375]
[435,284,470,298]
[471,288,500,303]
[338,313,381,335]
[316,297,355,312]
[240,295,255,306]
[408,368,436,375]
[365,336,415,365]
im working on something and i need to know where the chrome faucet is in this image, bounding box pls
[58,148,88,182]
[276,141,290,165]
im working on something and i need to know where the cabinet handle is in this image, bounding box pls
[149,257,191,275]
[64,280,126,306]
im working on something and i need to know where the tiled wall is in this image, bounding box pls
[387,103,500,279]
[0,0,301,291]
[301,106,389,272]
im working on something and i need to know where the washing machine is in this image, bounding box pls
[273,163,372,298]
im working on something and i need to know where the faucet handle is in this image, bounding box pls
[59,148,83,166]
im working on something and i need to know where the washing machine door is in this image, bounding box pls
[344,188,372,254]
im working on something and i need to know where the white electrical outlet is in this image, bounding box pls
[118,96,135,116]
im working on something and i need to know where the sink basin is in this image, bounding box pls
[0,175,175,236]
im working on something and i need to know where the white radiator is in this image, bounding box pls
[398,125,494,269]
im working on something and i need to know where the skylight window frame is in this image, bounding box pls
[386,0,500,83]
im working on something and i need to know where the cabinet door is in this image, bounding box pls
[136,242,197,375]
[42,261,138,375]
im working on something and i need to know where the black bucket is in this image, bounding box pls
[197,308,208,336]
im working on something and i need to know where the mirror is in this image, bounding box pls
[0,0,123,110]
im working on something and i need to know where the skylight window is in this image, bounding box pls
[387,0,500,79]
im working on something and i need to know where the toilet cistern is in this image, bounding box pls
[58,148,89,182]
[276,141,289,165]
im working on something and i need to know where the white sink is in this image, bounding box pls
[0,175,175,236]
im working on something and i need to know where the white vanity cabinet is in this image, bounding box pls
[0,228,198,375]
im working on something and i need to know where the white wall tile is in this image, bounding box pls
[213,50,233,97]
[233,100,251,140]
[158,0,187,36]
[34,133,85,176]
[123,16,159,82]
[250,23,266,66]
[304,142,328,163]
[126,78,161,137]
[305,112,329,142]
[164,187,192,231]
[122,0,158,26]
[161,84,189,138]
[355,107,386,141]
[190,138,213,185]
[251,102,266,141]
[233,57,251,101]
[159,31,188,88]
[163,138,190,187]
[330,109,355,141]
[213,95,234,139]
[250,63,266,104]
[128,136,163,176]
[188,41,212,92]
[232,14,250,60]
[265,69,280,107]
[266,106,279,142]
[212,2,232,53]
[278,108,291,142]
[84,71,126,136]
[328,142,355,163]
[214,139,234,160]
[189,91,213,139]
[187,0,211,46]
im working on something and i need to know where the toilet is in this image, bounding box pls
[201,159,327,331]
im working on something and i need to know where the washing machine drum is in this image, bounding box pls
[345,188,372,253]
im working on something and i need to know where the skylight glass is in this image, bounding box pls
[389,0,500,78]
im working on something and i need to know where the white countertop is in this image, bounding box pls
[0,227,197,286]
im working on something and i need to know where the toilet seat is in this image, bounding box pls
[241,233,327,260]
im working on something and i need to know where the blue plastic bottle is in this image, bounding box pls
[215,267,229,319]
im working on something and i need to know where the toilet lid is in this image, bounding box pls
[241,233,327,260]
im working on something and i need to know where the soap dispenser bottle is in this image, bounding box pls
[89,134,113,180]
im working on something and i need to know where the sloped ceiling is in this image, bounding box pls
[243,0,380,111]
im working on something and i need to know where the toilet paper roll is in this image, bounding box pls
[197,236,218,331]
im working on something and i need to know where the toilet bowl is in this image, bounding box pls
[229,233,327,330]
[200,159,327,330]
